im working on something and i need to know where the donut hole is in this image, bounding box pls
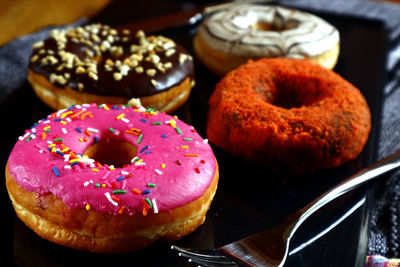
[273,86,306,108]
[261,79,327,109]
[251,20,298,32]
[233,11,300,32]
[84,139,137,168]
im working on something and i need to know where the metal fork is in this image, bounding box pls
[171,150,400,266]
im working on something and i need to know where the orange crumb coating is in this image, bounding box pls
[207,58,371,172]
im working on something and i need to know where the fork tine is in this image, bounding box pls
[171,245,237,266]
[187,257,235,267]
[171,245,227,260]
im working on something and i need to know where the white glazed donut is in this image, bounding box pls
[194,4,340,75]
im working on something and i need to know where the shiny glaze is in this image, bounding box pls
[29,24,194,97]
[7,104,216,216]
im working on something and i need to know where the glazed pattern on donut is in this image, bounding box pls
[29,24,194,99]
[8,104,216,216]
[199,5,339,58]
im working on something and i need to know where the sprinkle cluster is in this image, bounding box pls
[15,104,213,216]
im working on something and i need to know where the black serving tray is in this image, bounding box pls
[1,2,388,267]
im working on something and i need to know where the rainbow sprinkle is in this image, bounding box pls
[145,198,152,209]
[184,153,199,157]
[112,190,127,194]
[152,198,158,213]
[137,134,143,144]
[105,192,118,206]
[15,103,213,217]
[52,166,60,177]
[132,188,141,195]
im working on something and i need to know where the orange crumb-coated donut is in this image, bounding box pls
[207,58,371,172]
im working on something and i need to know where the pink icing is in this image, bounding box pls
[7,104,217,216]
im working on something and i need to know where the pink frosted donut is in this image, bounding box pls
[5,103,218,253]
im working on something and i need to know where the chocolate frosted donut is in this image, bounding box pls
[28,24,195,113]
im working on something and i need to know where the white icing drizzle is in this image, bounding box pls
[198,5,340,58]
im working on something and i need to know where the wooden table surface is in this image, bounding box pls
[1,0,399,46]
[0,0,112,46]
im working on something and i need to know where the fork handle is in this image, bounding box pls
[218,152,400,267]
[292,149,400,239]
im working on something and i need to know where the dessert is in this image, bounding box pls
[28,24,195,113]
[6,103,218,252]
[194,5,340,75]
[207,58,370,172]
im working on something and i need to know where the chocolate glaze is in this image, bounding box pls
[29,25,194,98]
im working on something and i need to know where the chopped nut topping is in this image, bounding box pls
[85,49,94,58]
[130,59,139,67]
[104,65,113,71]
[113,72,122,81]
[130,45,140,53]
[87,66,98,74]
[75,66,86,74]
[31,24,193,90]
[163,41,175,50]
[56,64,65,71]
[136,30,145,39]
[147,43,155,51]
[107,35,114,43]
[100,40,111,52]
[105,59,114,66]
[47,56,58,65]
[32,41,44,49]
[91,33,100,43]
[84,40,93,47]
[93,45,101,56]
[50,73,67,85]
[88,72,98,80]
[151,79,158,86]
[156,62,165,72]
[78,83,84,91]
[164,62,172,69]
[130,53,143,61]
[109,29,117,36]
[119,65,130,76]
[146,69,156,77]
[179,53,188,63]
[165,49,175,57]
[150,54,160,64]
[123,58,132,67]
[30,55,39,62]
[127,97,141,106]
